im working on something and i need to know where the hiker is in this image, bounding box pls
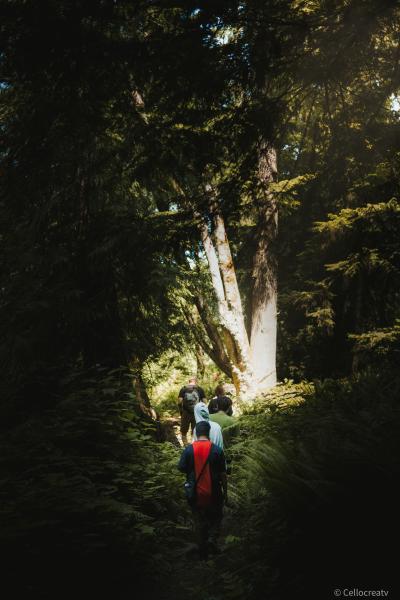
[210,396,239,448]
[178,376,206,446]
[178,420,228,559]
[193,401,224,450]
[208,384,233,416]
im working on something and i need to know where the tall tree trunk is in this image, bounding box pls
[213,209,252,365]
[198,211,255,397]
[249,142,278,390]
[198,144,278,399]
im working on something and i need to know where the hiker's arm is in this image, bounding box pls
[177,388,184,414]
[219,450,228,503]
[220,472,228,503]
[178,449,188,473]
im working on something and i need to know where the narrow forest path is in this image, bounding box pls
[154,407,248,600]
[159,501,241,600]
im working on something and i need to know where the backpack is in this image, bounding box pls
[183,444,211,507]
[182,386,200,413]
[184,442,212,508]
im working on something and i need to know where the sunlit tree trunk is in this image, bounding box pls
[199,212,255,397]
[198,145,278,399]
[249,142,278,390]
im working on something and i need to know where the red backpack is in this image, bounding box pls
[192,441,213,508]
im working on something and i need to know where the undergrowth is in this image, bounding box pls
[221,372,400,599]
[1,370,399,600]
[0,367,187,600]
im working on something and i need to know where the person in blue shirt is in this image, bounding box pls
[192,402,224,450]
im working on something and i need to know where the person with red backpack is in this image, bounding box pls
[177,376,206,446]
[178,420,228,559]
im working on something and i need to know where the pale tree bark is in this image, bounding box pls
[198,211,255,396]
[213,210,251,361]
[196,144,278,399]
[249,141,278,391]
[198,215,226,306]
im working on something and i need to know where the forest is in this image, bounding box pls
[1,1,400,599]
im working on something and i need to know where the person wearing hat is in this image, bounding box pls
[178,420,228,558]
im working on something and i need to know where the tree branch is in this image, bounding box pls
[183,302,232,378]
